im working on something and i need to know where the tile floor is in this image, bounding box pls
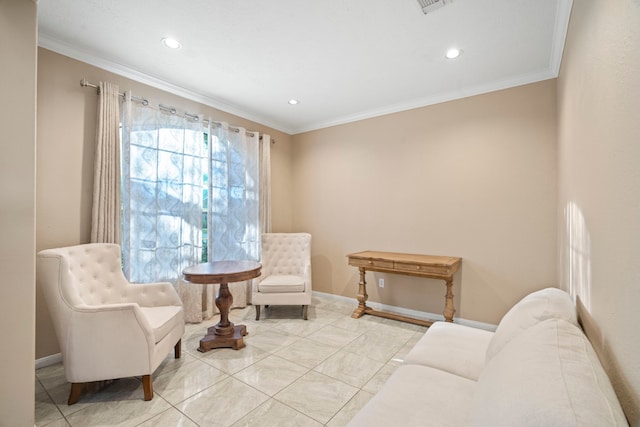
[35,294,427,426]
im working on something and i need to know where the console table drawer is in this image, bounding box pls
[394,262,447,275]
[349,258,394,269]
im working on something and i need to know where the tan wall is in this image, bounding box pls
[35,48,294,358]
[0,0,37,424]
[557,0,640,423]
[25,1,640,421]
[291,80,558,325]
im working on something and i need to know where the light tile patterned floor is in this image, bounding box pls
[35,294,427,426]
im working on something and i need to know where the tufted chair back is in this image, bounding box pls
[56,243,132,307]
[252,233,312,320]
[37,243,185,405]
[260,233,311,279]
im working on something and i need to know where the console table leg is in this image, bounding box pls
[443,279,455,322]
[352,267,369,319]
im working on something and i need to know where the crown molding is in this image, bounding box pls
[549,0,573,75]
[39,0,572,137]
[291,67,556,134]
[37,33,295,135]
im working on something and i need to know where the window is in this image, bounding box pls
[120,103,259,284]
[121,105,204,283]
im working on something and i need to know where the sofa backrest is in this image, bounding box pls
[486,287,577,361]
[469,318,628,426]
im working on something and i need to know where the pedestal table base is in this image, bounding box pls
[198,324,247,352]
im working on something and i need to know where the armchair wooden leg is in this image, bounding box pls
[142,375,153,401]
[68,383,83,405]
[174,339,182,359]
[303,305,308,320]
[255,305,261,321]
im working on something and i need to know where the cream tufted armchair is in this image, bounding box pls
[252,233,312,320]
[37,243,185,404]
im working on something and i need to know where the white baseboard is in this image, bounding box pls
[313,290,497,332]
[35,293,496,370]
[35,352,62,370]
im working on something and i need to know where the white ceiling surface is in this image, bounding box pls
[37,0,573,135]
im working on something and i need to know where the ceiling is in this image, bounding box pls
[37,0,573,135]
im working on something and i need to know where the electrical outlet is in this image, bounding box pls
[379,278,385,288]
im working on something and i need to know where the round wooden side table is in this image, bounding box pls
[183,260,261,352]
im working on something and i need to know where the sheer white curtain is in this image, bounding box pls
[209,123,260,260]
[91,81,122,243]
[259,135,272,233]
[121,95,204,284]
[119,97,264,323]
[193,122,260,319]
[174,122,262,323]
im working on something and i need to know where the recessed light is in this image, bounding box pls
[288,99,299,105]
[162,37,182,49]
[445,48,462,59]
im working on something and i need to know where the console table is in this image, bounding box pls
[183,260,261,352]
[347,251,462,327]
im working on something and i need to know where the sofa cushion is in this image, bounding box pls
[258,275,305,293]
[347,364,476,427]
[403,321,493,380]
[486,287,577,361]
[468,318,628,427]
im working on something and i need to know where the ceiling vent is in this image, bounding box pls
[417,0,447,14]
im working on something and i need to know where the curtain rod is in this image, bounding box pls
[80,78,275,143]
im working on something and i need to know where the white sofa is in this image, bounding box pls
[348,288,628,426]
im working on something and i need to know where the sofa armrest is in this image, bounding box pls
[486,287,577,360]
